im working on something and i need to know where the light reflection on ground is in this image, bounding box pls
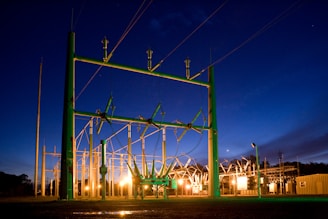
[73,210,151,216]
[2,196,328,218]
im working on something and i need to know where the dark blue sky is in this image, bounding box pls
[1,0,328,181]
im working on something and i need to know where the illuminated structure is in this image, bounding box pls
[219,157,299,196]
[41,146,300,197]
[127,159,174,199]
[59,32,219,200]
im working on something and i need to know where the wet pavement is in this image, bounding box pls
[1,196,327,218]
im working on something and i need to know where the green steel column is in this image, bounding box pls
[251,142,261,198]
[100,140,107,200]
[208,66,220,198]
[60,31,75,200]
[255,144,261,198]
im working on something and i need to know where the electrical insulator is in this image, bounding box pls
[102,36,109,62]
[184,57,191,79]
[146,49,153,71]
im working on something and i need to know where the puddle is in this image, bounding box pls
[73,210,151,216]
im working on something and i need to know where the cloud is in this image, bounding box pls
[297,134,328,161]
[148,5,208,38]
[149,12,192,37]
[260,127,328,164]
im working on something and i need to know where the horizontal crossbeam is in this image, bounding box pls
[75,110,209,130]
[74,55,209,88]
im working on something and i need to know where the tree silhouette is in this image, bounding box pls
[0,172,33,197]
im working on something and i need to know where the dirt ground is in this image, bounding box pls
[0,195,327,218]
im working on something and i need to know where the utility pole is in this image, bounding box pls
[34,58,43,197]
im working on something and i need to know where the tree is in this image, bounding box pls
[0,172,33,196]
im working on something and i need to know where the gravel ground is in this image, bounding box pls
[1,196,327,219]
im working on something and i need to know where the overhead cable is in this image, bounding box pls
[108,0,153,62]
[194,0,303,78]
[76,0,153,101]
[151,0,230,72]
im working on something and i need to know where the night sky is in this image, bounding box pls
[1,0,327,181]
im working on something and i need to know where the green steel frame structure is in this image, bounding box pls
[59,32,219,200]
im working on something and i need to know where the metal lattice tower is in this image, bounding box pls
[59,31,219,200]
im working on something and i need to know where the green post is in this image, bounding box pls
[252,142,261,198]
[100,140,107,200]
[208,66,220,198]
[60,32,75,200]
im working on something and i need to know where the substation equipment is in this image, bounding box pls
[55,32,220,200]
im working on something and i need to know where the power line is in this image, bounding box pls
[151,0,230,72]
[72,0,87,31]
[195,0,303,78]
[108,0,153,61]
[76,0,153,101]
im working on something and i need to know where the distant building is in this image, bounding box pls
[296,174,328,195]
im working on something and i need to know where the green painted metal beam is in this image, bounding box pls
[60,32,75,200]
[75,110,210,130]
[208,66,220,197]
[74,55,209,88]
[100,140,107,201]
